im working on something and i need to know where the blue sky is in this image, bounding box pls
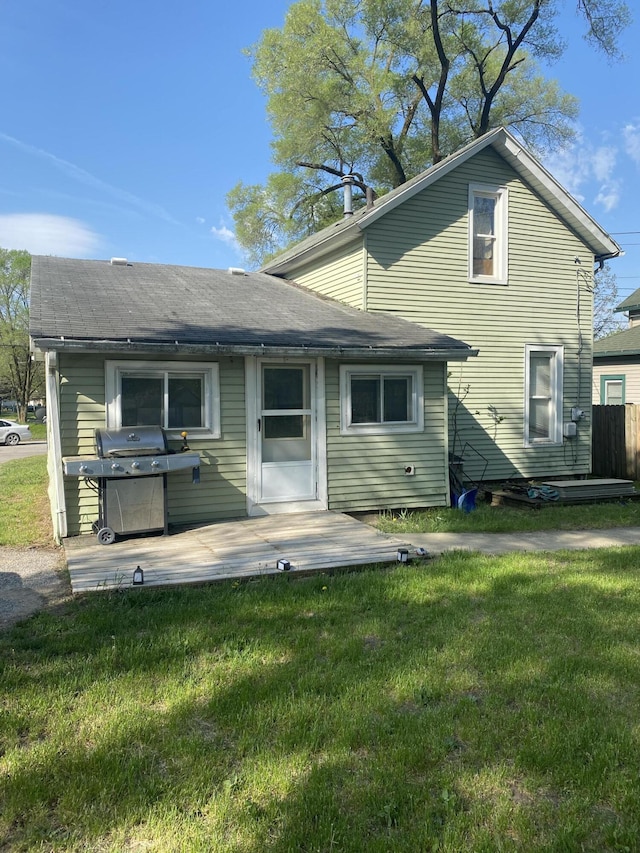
[1,1,639,299]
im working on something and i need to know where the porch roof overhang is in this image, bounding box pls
[31,336,477,362]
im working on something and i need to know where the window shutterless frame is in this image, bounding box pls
[600,374,625,405]
[524,345,563,446]
[105,360,220,438]
[468,183,508,284]
[339,364,424,435]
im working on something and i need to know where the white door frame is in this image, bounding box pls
[245,356,327,516]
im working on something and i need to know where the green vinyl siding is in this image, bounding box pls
[58,354,247,536]
[362,148,594,481]
[286,241,365,308]
[325,359,449,510]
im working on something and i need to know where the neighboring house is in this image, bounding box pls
[263,127,621,483]
[593,289,640,404]
[29,258,475,541]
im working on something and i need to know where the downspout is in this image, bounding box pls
[45,350,67,541]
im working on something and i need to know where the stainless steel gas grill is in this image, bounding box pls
[63,426,200,544]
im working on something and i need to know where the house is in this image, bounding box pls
[262,127,621,483]
[593,289,640,404]
[30,128,621,543]
[29,258,475,541]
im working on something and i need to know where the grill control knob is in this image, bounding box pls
[111,462,120,471]
[79,465,88,474]
[151,460,160,469]
[131,461,140,470]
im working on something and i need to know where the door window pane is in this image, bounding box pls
[263,414,304,439]
[121,376,163,426]
[263,367,307,410]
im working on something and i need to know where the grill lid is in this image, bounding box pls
[95,426,169,458]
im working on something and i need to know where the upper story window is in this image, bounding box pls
[524,345,563,446]
[339,364,424,435]
[105,360,220,438]
[468,183,508,284]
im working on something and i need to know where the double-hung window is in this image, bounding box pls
[468,183,508,283]
[524,345,563,446]
[106,360,220,438]
[340,365,423,435]
[600,375,625,405]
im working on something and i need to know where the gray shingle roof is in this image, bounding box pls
[594,325,640,357]
[615,287,640,314]
[30,256,474,359]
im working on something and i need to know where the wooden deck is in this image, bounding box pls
[63,511,411,593]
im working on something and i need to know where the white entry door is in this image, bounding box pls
[260,363,314,501]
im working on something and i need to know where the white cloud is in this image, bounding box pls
[0,132,180,225]
[546,137,620,212]
[623,123,640,164]
[592,146,616,183]
[0,213,100,256]
[195,216,206,225]
[210,223,239,249]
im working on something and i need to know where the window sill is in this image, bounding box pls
[165,428,220,442]
[468,276,508,286]
[340,423,422,437]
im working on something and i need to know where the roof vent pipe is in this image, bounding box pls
[342,174,355,217]
[110,257,128,266]
[366,186,375,211]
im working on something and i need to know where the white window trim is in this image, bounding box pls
[524,345,563,447]
[105,360,221,439]
[468,182,508,284]
[339,364,424,435]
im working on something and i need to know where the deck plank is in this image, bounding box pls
[64,511,410,593]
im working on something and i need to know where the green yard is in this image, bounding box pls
[2,458,640,850]
[2,548,640,851]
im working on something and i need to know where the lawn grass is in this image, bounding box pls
[0,455,53,547]
[2,549,640,851]
[377,499,640,535]
[28,422,46,441]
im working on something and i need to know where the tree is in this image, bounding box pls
[0,249,44,422]
[593,262,627,340]
[229,0,630,265]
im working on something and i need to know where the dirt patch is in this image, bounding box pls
[0,546,70,631]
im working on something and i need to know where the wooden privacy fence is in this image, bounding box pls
[592,405,640,480]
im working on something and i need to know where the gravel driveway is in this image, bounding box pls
[0,547,70,631]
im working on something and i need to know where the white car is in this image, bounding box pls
[0,419,32,446]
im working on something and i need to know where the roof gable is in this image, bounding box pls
[262,128,620,275]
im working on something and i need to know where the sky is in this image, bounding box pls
[1,0,639,300]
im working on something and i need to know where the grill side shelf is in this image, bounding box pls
[63,454,200,478]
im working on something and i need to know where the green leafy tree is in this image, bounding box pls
[0,249,44,421]
[229,0,630,265]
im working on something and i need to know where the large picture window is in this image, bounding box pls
[106,361,220,437]
[468,183,508,283]
[524,345,563,446]
[340,365,423,435]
